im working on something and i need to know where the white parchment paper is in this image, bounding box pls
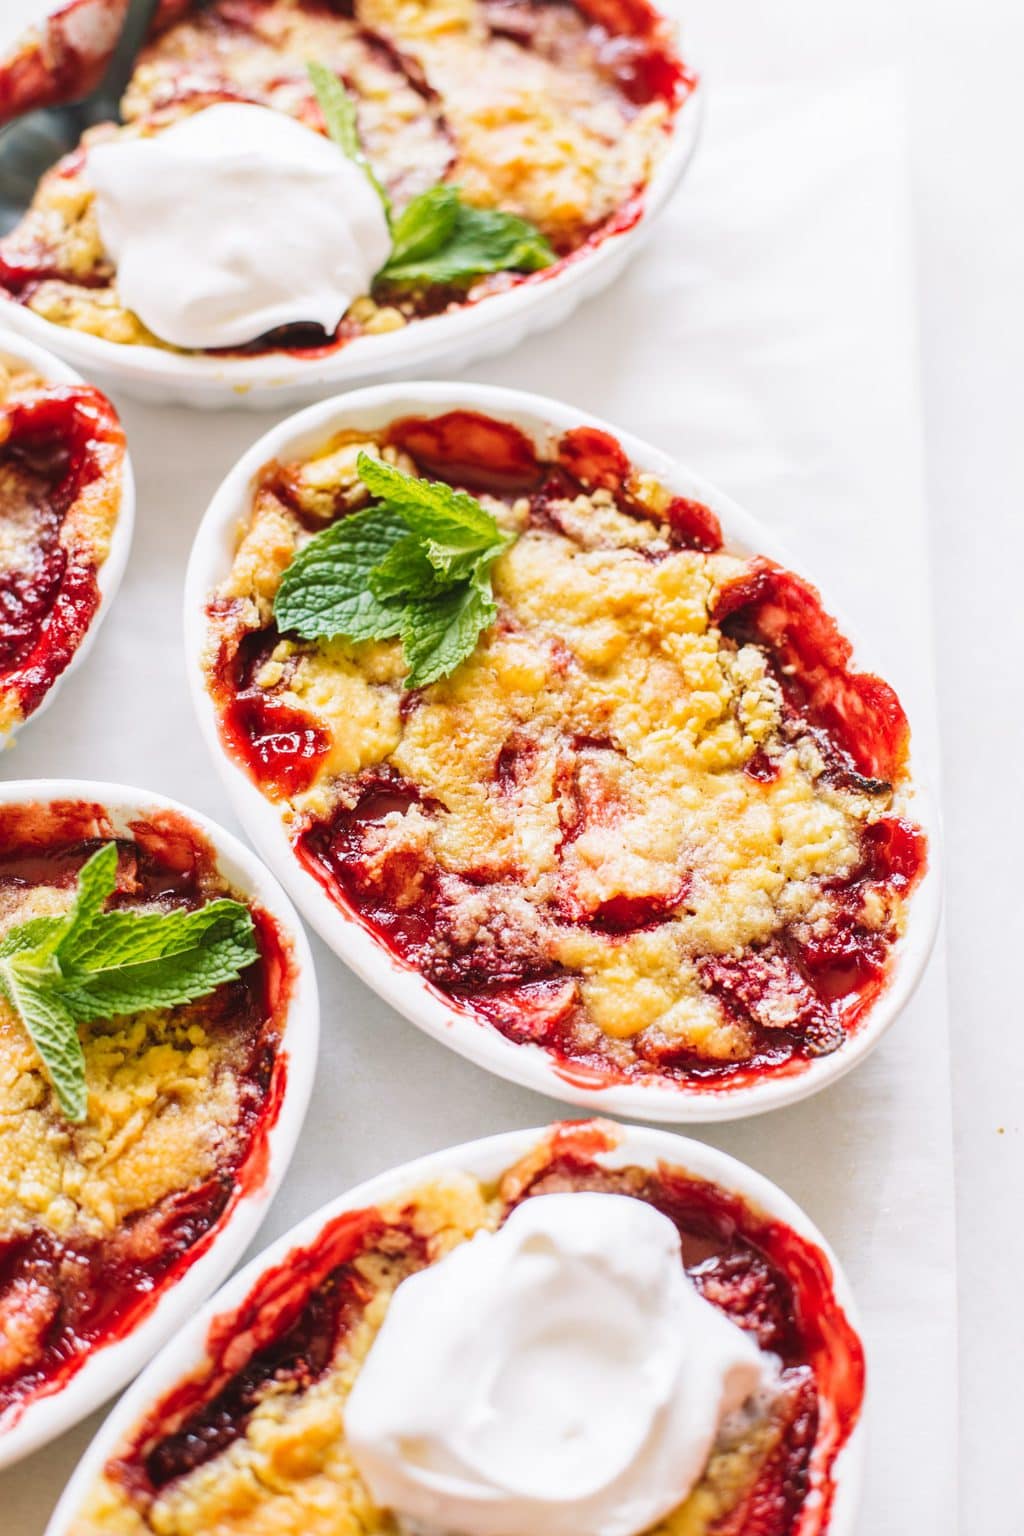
[0,4,956,1531]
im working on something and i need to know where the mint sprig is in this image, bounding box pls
[374,184,552,291]
[307,64,555,292]
[274,452,513,688]
[307,59,391,219]
[0,844,260,1123]
[376,185,555,292]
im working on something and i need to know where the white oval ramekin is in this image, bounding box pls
[0,76,702,410]
[0,779,319,1469]
[183,381,942,1124]
[45,1120,866,1536]
[0,328,135,747]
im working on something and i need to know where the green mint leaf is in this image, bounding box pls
[369,533,448,603]
[0,845,262,1123]
[377,193,554,291]
[273,453,512,686]
[1,956,87,1122]
[355,452,504,556]
[59,903,259,1021]
[422,535,511,585]
[55,898,249,973]
[307,60,391,220]
[307,58,360,159]
[401,580,497,689]
[386,185,460,267]
[0,914,65,961]
[274,502,408,642]
[53,842,119,969]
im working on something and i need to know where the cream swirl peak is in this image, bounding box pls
[345,1192,771,1536]
[87,103,391,350]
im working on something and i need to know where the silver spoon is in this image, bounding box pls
[0,0,160,233]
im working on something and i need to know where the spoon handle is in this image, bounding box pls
[87,0,162,124]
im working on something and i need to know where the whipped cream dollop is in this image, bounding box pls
[87,103,391,349]
[345,1192,772,1536]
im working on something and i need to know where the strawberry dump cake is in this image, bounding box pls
[201,406,928,1093]
[0,357,126,740]
[0,0,695,355]
[70,1122,864,1536]
[0,797,292,1433]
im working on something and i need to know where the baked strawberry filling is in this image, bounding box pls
[205,409,927,1092]
[0,799,291,1431]
[0,369,125,736]
[0,0,124,125]
[76,1122,863,1536]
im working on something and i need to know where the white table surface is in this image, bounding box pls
[1,0,1020,1530]
[905,1,1024,1529]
